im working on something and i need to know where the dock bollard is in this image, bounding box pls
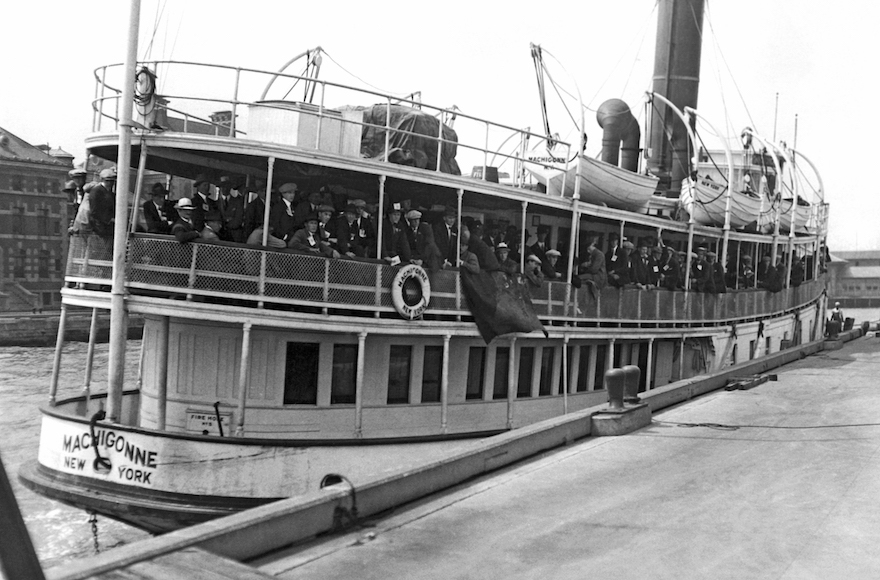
[826,319,841,339]
[604,368,625,410]
[622,364,641,404]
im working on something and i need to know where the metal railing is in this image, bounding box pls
[66,235,824,325]
[91,60,570,189]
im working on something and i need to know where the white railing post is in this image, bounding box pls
[384,100,392,162]
[49,304,68,406]
[231,67,241,137]
[355,331,367,437]
[234,322,252,437]
[436,114,443,172]
[156,316,169,430]
[441,334,450,433]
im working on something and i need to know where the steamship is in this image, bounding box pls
[20,0,828,532]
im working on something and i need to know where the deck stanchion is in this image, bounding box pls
[587,344,598,390]
[456,189,464,315]
[231,68,240,137]
[136,333,146,390]
[129,141,149,233]
[562,335,569,414]
[441,334,450,432]
[384,100,391,162]
[506,337,517,429]
[376,175,386,264]
[355,332,367,436]
[606,338,615,375]
[520,201,528,274]
[234,322,252,437]
[679,335,686,379]
[83,308,99,406]
[49,304,68,406]
[645,338,655,391]
[436,115,443,172]
[156,316,170,430]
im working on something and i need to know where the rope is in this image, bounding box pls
[89,410,112,473]
[654,419,880,431]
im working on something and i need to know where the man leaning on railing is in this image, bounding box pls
[171,198,202,243]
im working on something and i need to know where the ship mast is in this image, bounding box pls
[106,0,141,422]
[647,0,705,196]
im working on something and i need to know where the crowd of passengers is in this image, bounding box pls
[69,169,809,295]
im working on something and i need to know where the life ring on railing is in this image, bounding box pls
[391,264,431,320]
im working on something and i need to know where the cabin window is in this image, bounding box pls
[575,346,589,392]
[387,345,412,404]
[466,347,486,400]
[766,337,772,354]
[731,344,738,365]
[539,347,555,396]
[331,344,357,405]
[594,344,608,389]
[421,346,443,403]
[493,347,510,400]
[284,342,319,405]
[517,347,535,398]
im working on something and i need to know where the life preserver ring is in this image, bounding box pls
[391,264,431,320]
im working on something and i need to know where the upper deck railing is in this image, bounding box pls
[91,60,574,189]
[65,234,825,326]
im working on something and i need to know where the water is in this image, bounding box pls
[0,340,150,571]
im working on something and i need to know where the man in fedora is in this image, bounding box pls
[381,202,411,265]
[433,206,458,268]
[89,167,117,237]
[143,182,177,234]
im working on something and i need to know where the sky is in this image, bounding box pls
[1,0,876,251]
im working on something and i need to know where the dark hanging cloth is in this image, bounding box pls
[460,269,547,344]
[359,104,461,175]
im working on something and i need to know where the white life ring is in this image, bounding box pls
[391,264,431,320]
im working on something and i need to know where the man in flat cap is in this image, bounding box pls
[405,209,441,270]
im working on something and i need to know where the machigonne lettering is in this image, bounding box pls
[62,430,158,468]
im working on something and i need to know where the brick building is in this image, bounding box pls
[0,126,73,311]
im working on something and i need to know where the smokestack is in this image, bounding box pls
[647,0,705,195]
[596,99,641,173]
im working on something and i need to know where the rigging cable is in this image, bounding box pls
[321,50,411,97]
[141,0,166,61]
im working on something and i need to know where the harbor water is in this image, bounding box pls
[0,339,150,570]
[2,306,878,572]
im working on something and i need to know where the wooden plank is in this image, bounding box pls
[90,547,273,580]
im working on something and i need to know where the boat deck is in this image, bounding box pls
[257,333,880,579]
[43,328,880,579]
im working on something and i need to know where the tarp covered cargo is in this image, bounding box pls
[358,104,461,175]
